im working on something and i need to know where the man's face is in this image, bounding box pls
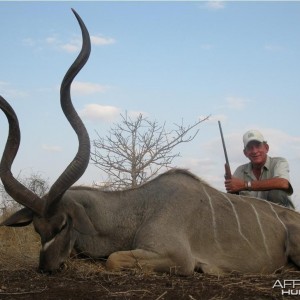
[243,141,269,166]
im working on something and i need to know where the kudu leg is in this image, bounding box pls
[106,249,194,275]
[286,223,300,269]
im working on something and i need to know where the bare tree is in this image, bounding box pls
[91,113,209,189]
[0,171,49,213]
[22,172,49,198]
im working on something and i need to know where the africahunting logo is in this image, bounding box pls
[273,279,300,296]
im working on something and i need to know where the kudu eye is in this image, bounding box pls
[53,219,68,236]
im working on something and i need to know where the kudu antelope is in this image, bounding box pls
[1,10,300,276]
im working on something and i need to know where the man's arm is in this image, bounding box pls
[225,177,291,194]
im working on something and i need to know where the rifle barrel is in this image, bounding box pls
[218,120,230,166]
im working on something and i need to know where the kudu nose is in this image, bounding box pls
[38,262,66,275]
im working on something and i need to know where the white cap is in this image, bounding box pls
[243,130,266,148]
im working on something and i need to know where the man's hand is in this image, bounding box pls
[224,177,245,194]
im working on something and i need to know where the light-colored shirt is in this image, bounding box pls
[233,156,293,199]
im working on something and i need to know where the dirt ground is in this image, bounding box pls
[0,262,299,300]
[0,224,299,299]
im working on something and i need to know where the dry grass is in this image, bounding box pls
[0,222,40,270]
[0,212,107,275]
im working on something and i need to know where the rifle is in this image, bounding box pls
[218,121,232,180]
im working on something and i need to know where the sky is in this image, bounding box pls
[0,1,300,208]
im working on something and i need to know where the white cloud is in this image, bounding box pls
[42,144,62,152]
[176,156,222,189]
[45,36,57,45]
[215,96,249,112]
[256,128,300,157]
[0,81,9,87]
[80,104,120,122]
[179,157,216,170]
[60,34,115,53]
[264,44,284,52]
[61,43,80,53]
[225,96,248,110]
[25,35,80,53]
[72,81,110,95]
[22,38,36,47]
[27,33,116,54]
[0,82,28,99]
[205,1,225,10]
[91,35,116,46]
[200,44,214,50]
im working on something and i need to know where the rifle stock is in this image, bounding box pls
[224,163,232,180]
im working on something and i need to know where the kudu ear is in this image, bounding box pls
[0,207,33,227]
[69,202,97,236]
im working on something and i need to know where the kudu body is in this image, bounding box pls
[1,10,300,276]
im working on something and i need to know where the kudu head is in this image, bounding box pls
[0,9,94,273]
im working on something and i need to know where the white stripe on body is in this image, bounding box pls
[267,202,288,233]
[202,186,223,251]
[222,194,254,250]
[250,204,271,259]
